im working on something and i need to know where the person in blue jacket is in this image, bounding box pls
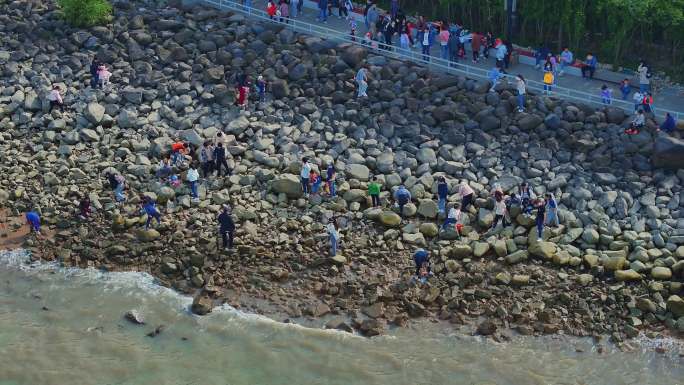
[142,197,161,230]
[659,113,676,134]
[436,176,448,214]
[394,185,412,218]
[413,248,430,278]
[26,210,41,234]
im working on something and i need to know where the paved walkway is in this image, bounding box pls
[212,0,684,119]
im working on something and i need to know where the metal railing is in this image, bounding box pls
[202,0,682,121]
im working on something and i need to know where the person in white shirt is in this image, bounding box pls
[187,164,200,201]
[47,85,64,112]
[490,193,508,230]
[326,218,339,256]
[442,203,462,238]
[300,157,312,197]
[458,181,474,211]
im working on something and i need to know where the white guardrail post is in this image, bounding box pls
[202,0,681,121]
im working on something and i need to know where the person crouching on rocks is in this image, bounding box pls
[412,248,431,283]
[142,196,161,230]
[442,203,461,235]
[310,169,323,195]
[218,205,236,250]
[47,85,64,113]
[458,181,474,212]
[518,182,536,214]
[534,198,546,242]
[25,209,41,234]
[394,184,411,219]
[79,195,92,220]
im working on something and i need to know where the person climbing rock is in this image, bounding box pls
[218,205,236,250]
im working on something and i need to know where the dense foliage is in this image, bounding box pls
[391,0,684,78]
[58,0,112,27]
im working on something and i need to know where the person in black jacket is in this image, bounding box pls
[213,142,231,176]
[90,57,101,88]
[218,205,236,249]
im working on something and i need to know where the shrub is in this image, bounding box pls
[57,0,112,27]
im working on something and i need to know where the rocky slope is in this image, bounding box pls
[1,0,684,343]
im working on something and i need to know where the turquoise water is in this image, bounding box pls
[0,249,682,385]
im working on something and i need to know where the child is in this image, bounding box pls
[632,90,643,112]
[349,18,357,42]
[619,79,631,100]
[142,197,161,230]
[310,170,322,195]
[601,85,612,105]
[256,75,267,102]
[368,177,381,207]
[169,174,181,188]
[97,65,112,88]
[543,70,554,95]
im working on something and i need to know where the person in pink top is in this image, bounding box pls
[278,0,289,23]
[438,25,450,60]
[97,65,112,88]
[458,181,474,211]
[47,85,64,112]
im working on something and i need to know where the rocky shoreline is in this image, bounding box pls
[1,0,684,344]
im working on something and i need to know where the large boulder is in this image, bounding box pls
[271,80,290,99]
[417,199,438,218]
[528,241,556,259]
[341,45,367,68]
[345,164,370,181]
[653,135,684,169]
[85,102,105,124]
[518,114,542,131]
[271,174,303,198]
[379,211,401,227]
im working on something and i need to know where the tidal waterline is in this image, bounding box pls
[0,249,681,385]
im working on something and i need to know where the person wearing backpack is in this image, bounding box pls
[637,60,651,94]
[394,185,411,218]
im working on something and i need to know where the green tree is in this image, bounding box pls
[58,0,112,27]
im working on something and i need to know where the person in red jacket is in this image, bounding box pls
[266,0,277,19]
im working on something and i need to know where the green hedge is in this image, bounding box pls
[58,0,112,27]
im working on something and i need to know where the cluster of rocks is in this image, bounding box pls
[1,0,684,342]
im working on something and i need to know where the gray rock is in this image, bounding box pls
[653,135,684,169]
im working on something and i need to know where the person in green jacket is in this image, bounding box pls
[368,177,381,207]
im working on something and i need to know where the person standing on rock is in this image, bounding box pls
[26,209,41,234]
[142,197,161,230]
[300,157,312,197]
[637,60,651,93]
[326,218,340,256]
[89,57,101,88]
[214,142,231,177]
[436,176,448,214]
[515,74,526,113]
[97,65,112,89]
[200,141,214,179]
[107,172,127,204]
[442,203,461,234]
[394,185,411,218]
[544,193,559,227]
[218,205,236,250]
[47,85,64,113]
[489,192,509,231]
[355,66,368,98]
[518,182,536,215]
[235,83,249,110]
[256,75,267,102]
[187,163,200,202]
[458,181,474,212]
[326,164,337,197]
[534,198,546,241]
[368,176,381,207]
[488,67,503,92]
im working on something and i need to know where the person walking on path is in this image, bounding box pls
[318,0,328,22]
[534,198,546,241]
[559,47,573,76]
[515,74,526,112]
[326,219,340,256]
[601,85,612,105]
[620,79,631,100]
[394,185,411,218]
[438,25,450,60]
[326,164,337,197]
[368,176,381,207]
[458,181,474,212]
[534,43,550,69]
[436,176,448,214]
[470,32,481,63]
[291,0,300,17]
[495,39,507,71]
[420,25,432,62]
[658,112,676,134]
[355,66,368,98]
[267,0,277,19]
[142,197,162,230]
[581,53,597,80]
[545,193,559,227]
[200,141,214,178]
[637,60,651,93]
[187,164,200,202]
[279,0,289,23]
[218,205,236,250]
[213,142,231,177]
[543,69,554,95]
[300,157,312,197]
[48,85,64,112]
[26,210,41,234]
